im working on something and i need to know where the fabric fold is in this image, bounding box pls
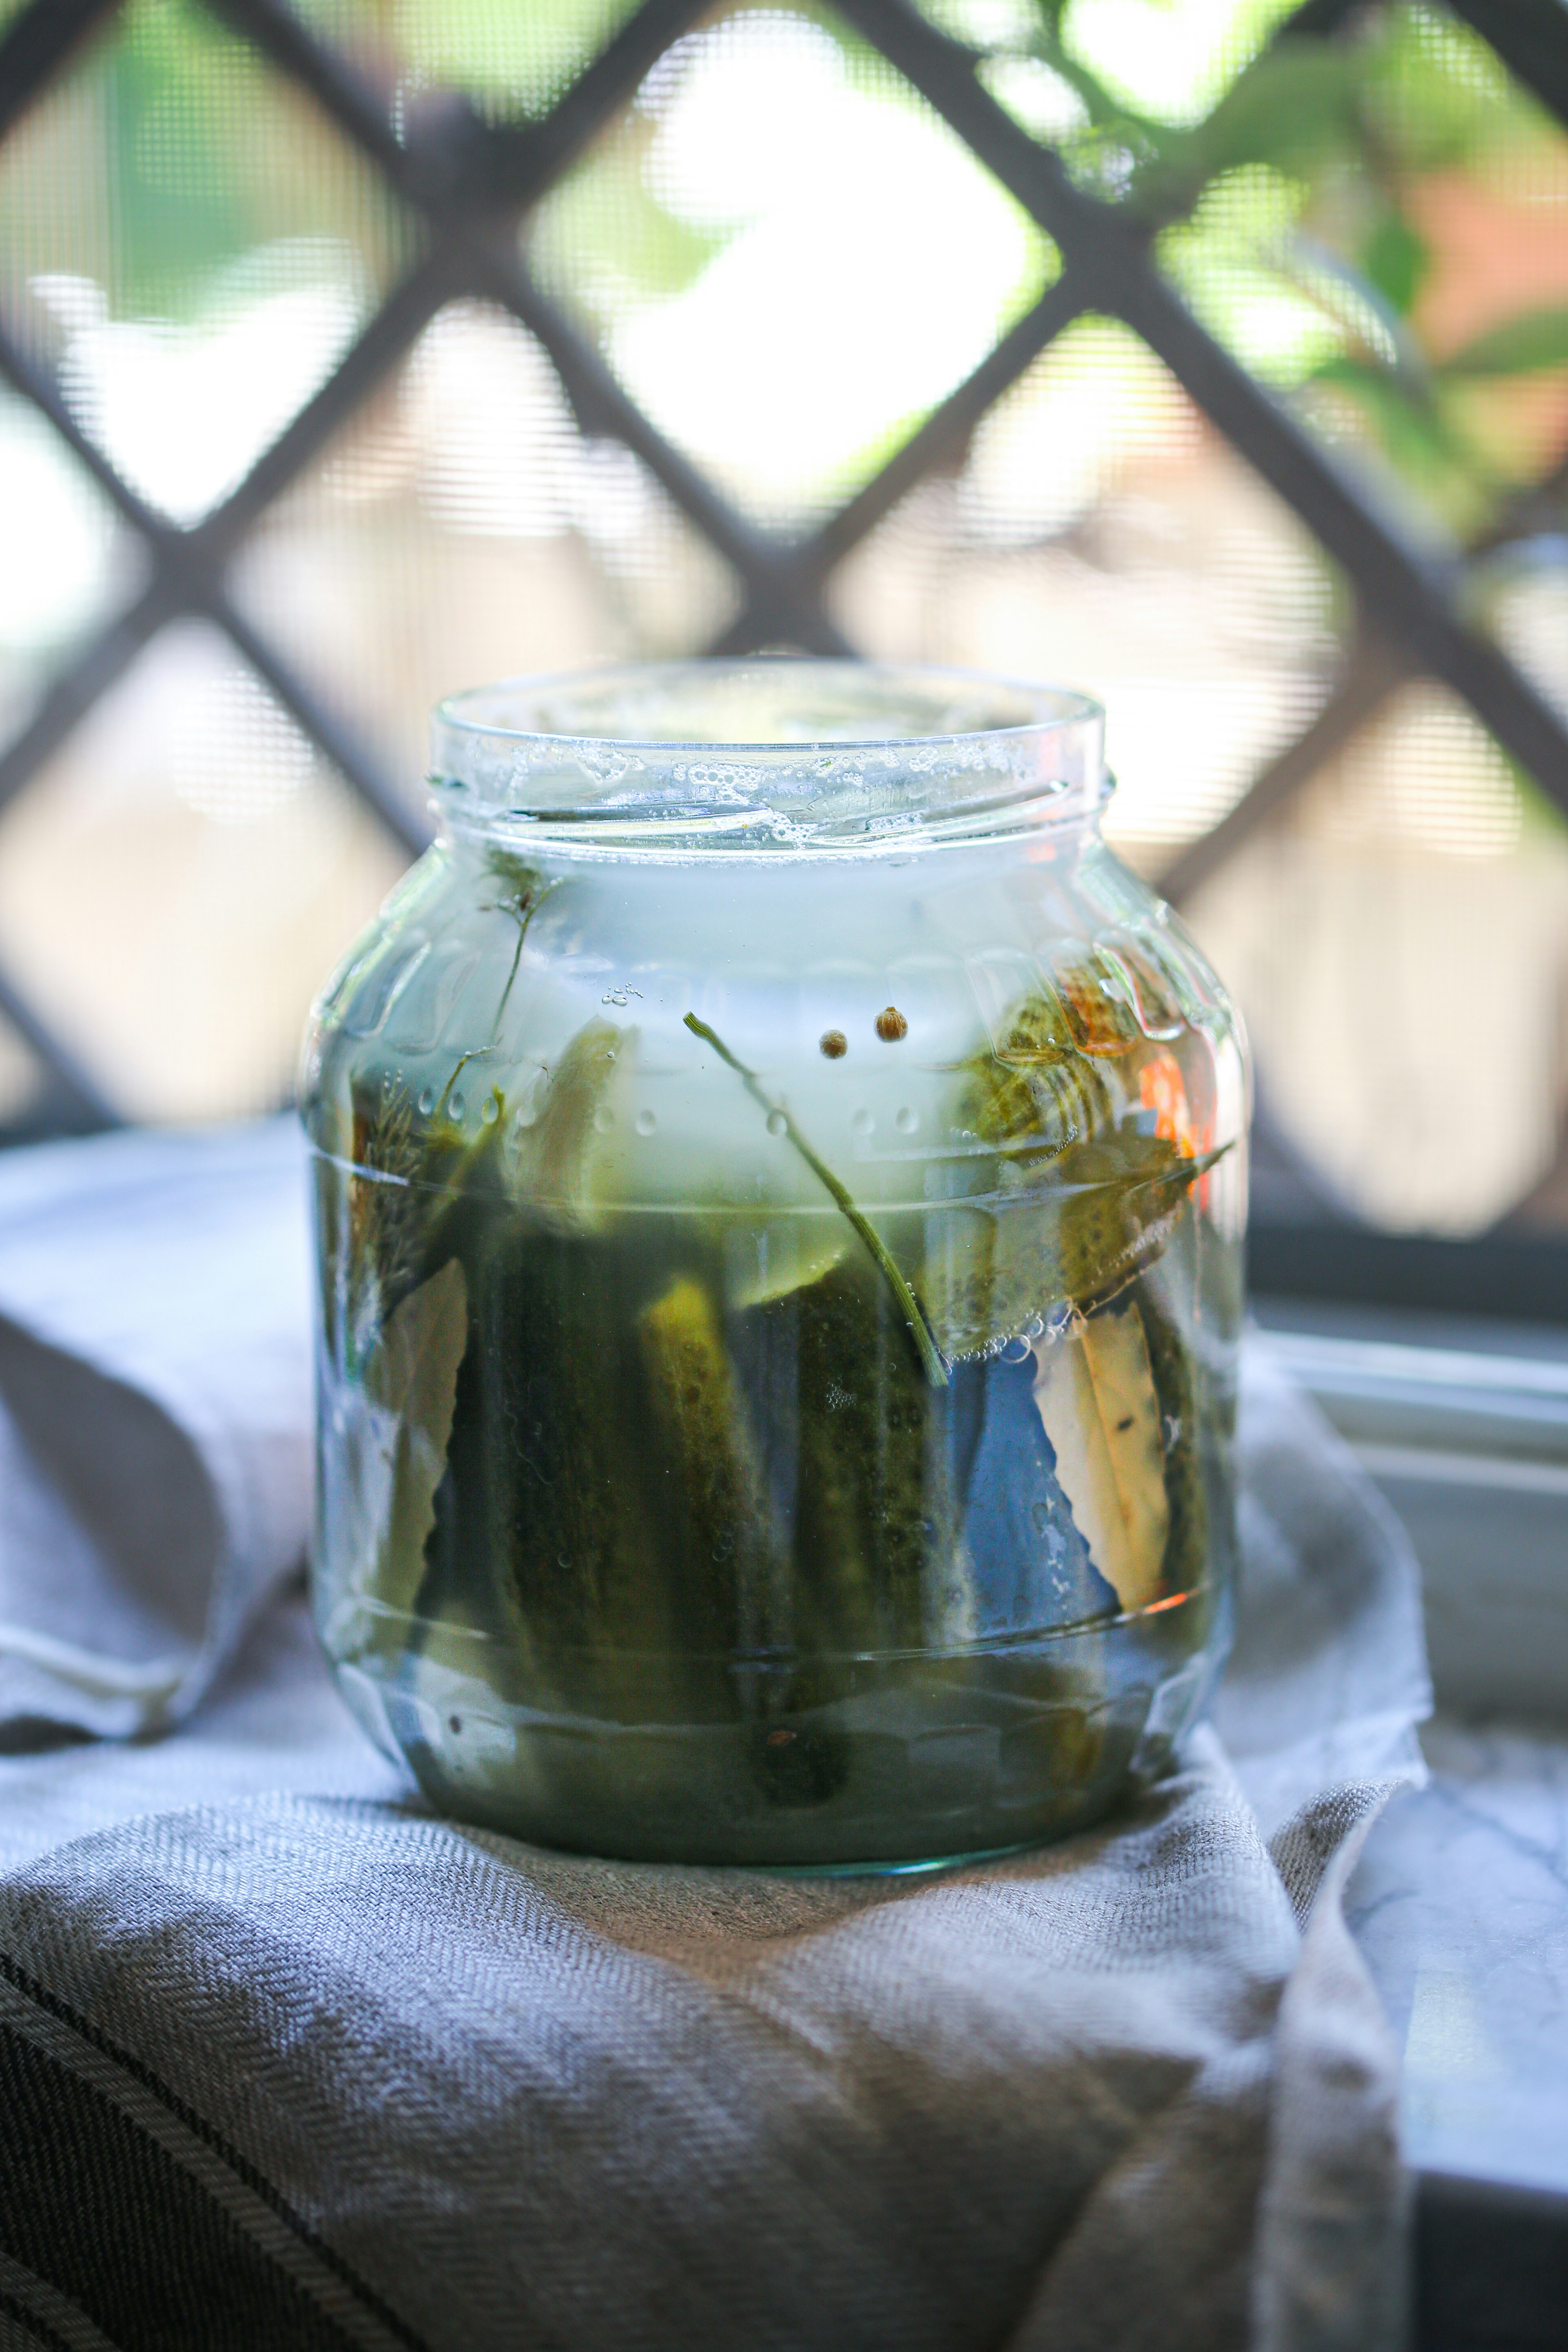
[0,1122,312,1737]
[0,1120,1435,2349]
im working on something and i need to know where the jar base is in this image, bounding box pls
[731,1837,1053,1879]
[330,1595,1221,1871]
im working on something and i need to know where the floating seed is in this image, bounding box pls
[820,1029,848,1059]
[875,1006,909,1042]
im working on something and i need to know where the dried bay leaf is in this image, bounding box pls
[1031,1298,1168,1613]
[331,1251,472,1656]
[363,1254,470,1622]
[1138,1281,1209,1598]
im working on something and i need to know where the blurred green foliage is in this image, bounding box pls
[3,0,1564,550]
[1002,0,1568,541]
[0,0,414,323]
[291,0,639,120]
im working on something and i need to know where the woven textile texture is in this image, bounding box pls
[0,1125,1430,2351]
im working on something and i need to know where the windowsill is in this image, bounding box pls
[1254,1296,1568,2348]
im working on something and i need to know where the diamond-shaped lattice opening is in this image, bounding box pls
[227,298,744,798]
[0,0,420,526]
[1158,6,1568,555]
[528,1,1059,531]
[1187,680,1568,1236]
[0,621,406,1123]
[828,314,1343,861]
[293,0,647,125]
[0,383,149,760]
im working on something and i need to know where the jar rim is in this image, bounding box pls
[434,658,1102,754]
[428,658,1108,857]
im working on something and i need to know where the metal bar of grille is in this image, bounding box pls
[706,273,1090,653]
[0,0,1564,1147]
[0,0,722,837]
[214,594,432,855]
[1277,0,1379,33]
[0,958,120,1131]
[1446,0,1568,135]
[0,309,172,544]
[0,252,450,824]
[803,275,1088,576]
[215,0,849,654]
[0,0,118,142]
[194,242,459,558]
[0,243,452,576]
[839,0,1568,827]
[1159,434,1568,903]
[0,581,177,822]
[207,0,711,211]
[1157,635,1410,905]
[474,0,711,209]
[0,0,731,1118]
[201,0,412,178]
[471,235,853,651]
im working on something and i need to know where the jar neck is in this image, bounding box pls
[428,659,1107,861]
[433,781,1113,865]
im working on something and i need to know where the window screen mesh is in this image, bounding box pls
[0,0,1566,1255]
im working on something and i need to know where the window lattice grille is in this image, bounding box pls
[0,0,1566,1261]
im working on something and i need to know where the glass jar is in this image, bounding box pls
[302,661,1249,1868]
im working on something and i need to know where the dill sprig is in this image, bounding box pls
[683,1011,949,1389]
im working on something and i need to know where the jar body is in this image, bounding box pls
[303,693,1247,1866]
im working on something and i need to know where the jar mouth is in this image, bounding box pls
[430,659,1107,857]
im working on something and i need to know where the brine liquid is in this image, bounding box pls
[312,1169,1237,1867]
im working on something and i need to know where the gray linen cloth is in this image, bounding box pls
[0,1125,1431,2352]
[0,1121,312,1737]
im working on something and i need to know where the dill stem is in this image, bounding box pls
[683,1011,949,1389]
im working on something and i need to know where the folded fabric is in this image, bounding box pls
[0,1737,1401,2352]
[0,1123,1432,2350]
[0,1121,313,1738]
